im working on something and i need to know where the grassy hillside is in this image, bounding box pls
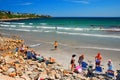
[0,10,51,19]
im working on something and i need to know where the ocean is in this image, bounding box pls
[0,17,120,51]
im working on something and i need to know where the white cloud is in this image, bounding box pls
[64,0,90,4]
[20,2,32,6]
[73,0,90,4]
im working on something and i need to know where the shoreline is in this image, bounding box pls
[0,30,120,71]
[0,30,120,79]
[0,17,39,22]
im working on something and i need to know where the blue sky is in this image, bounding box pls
[0,0,120,17]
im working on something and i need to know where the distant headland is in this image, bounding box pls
[0,10,51,21]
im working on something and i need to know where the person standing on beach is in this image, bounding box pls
[95,52,102,67]
[54,41,58,50]
[70,54,76,72]
[78,54,84,66]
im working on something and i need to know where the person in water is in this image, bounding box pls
[70,54,76,72]
[55,26,57,31]
[54,41,58,50]
[95,52,102,66]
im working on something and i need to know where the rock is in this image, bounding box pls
[47,70,56,80]
[28,60,38,65]
[38,68,44,72]
[40,62,46,68]
[57,63,63,67]
[27,67,34,71]
[0,67,3,72]
[59,68,64,73]
[55,73,61,79]
[63,70,70,76]
[29,72,39,80]
[19,56,25,62]
[0,74,16,80]
[1,65,8,71]
[48,74,55,80]
[91,77,98,80]
[21,74,31,80]
[52,64,63,70]
[37,63,41,67]
[77,74,87,80]
[39,71,48,79]
[16,71,22,76]
[15,64,20,68]
[9,72,17,77]
[2,71,9,75]
[31,64,38,69]
[25,71,32,75]
[14,77,25,80]
[97,75,105,79]
[7,67,16,73]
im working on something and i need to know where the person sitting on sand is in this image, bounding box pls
[78,54,84,66]
[54,41,58,50]
[70,54,76,72]
[107,59,113,71]
[26,50,32,59]
[44,57,56,65]
[86,65,94,77]
[31,49,37,60]
[106,60,114,78]
[49,57,56,64]
[19,44,25,53]
[95,52,102,66]
[116,70,120,80]
[36,54,44,62]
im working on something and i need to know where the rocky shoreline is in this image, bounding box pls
[0,34,118,80]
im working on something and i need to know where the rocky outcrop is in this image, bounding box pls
[0,36,23,51]
[0,36,107,80]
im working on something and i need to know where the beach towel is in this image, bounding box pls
[75,65,82,73]
[106,70,115,79]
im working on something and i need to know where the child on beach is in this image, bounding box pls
[54,41,58,50]
[87,65,94,77]
[107,59,113,71]
[106,59,115,78]
[70,54,76,72]
[95,52,102,66]
[78,54,84,66]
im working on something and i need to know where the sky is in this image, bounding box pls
[0,0,120,17]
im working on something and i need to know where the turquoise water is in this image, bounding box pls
[1,17,120,37]
[0,17,120,51]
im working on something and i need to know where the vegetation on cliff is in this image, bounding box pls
[0,10,51,19]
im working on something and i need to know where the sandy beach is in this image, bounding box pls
[1,29,120,72]
[0,18,35,22]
